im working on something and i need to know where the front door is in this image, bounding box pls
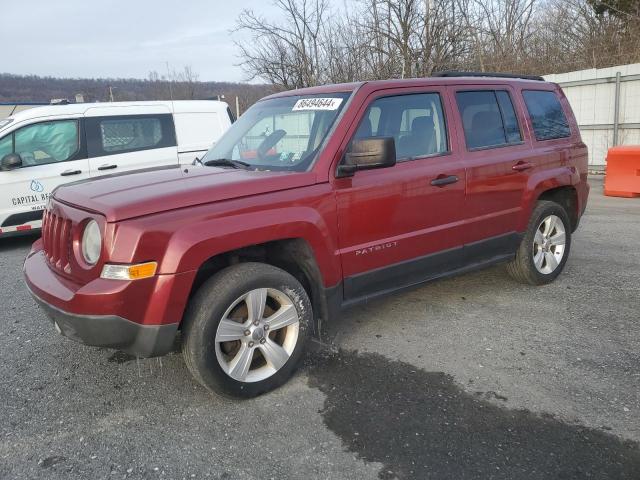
[0,118,89,232]
[333,88,467,302]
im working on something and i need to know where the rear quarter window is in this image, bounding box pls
[522,90,571,141]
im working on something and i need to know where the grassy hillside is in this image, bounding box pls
[0,73,276,113]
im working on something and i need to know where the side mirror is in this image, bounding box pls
[1,153,22,171]
[337,137,396,177]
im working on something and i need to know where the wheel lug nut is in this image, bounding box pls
[244,330,251,336]
[264,325,269,331]
[253,320,260,326]
[260,338,266,344]
[248,341,255,347]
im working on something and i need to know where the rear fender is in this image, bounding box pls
[517,166,579,232]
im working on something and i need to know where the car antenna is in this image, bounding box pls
[165,61,175,112]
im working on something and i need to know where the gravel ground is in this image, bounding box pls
[0,176,639,479]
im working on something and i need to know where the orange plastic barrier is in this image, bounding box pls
[604,146,640,198]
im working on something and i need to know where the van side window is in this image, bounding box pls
[101,117,161,153]
[456,90,522,150]
[0,120,80,167]
[353,93,448,161]
[0,134,11,159]
[226,107,236,123]
[522,90,571,141]
[86,114,176,157]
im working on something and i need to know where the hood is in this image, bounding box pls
[54,165,317,222]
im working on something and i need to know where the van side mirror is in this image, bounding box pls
[1,153,22,171]
[337,137,396,177]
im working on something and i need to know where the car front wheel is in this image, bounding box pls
[182,262,312,398]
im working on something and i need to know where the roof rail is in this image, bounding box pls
[432,71,544,82]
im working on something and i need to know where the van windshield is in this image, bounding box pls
[201,93,351,172]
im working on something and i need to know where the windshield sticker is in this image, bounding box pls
[292,98,343,111]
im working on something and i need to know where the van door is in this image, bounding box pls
[333,88,467,303]
[0,118,89,233]
[84,107,178,176]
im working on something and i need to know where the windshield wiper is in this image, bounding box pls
[204,158,251,169]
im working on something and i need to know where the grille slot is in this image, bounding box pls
[42,210,73,274]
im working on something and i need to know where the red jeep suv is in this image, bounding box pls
[24,73,589,397]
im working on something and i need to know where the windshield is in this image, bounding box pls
[202,92,351,172]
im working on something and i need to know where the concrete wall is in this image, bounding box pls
[545,63,640,168]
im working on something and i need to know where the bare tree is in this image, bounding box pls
[235,0,330,88]
[235,0,640,88]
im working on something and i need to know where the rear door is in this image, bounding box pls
[84,106,178,176]
[449,85,533,260]
[333,87,467,302]
[0,118,89,233]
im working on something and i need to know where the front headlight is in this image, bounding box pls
[81,220,102,265]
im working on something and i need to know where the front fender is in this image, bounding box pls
[164,207,340,286]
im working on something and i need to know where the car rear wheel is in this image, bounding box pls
[182,262,312,398]
[506,200,572,285]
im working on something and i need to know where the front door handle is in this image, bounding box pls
[430,174,459,187]
[97,164,118,171]
[60,169,82,176]
[512,161,533,172]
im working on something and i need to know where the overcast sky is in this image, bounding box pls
[3,0,293,82]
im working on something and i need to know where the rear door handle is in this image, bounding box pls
[430,174,459,187]
[97,164,118,171]
[60,169,82,176]
[512,161,533,172]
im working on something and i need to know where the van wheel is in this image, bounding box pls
[507,200,572,286]
[182,262,311,398]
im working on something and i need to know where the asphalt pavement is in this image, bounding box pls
[1,176,639,479]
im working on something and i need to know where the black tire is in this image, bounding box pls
[506,200,572,285]
[182,262,312,398]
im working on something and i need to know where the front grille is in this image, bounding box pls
[42,210,73,274]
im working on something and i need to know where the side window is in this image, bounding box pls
[86,114,176,157]
[456,90,522,150]
[100,117,162,153]
[226,107,236,123]
[352,93,448,161]
[7,120,80,167]
[522,90,571,141]
[496,91,522,143]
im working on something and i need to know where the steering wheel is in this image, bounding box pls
[256,129,287,160]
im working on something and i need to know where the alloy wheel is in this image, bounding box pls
[532,214,566,274]
[214,288,300,383]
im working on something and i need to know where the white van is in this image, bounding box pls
[0,100,233,235]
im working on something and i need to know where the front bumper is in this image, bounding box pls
[28,286,178,357]
[24,242,183,357]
